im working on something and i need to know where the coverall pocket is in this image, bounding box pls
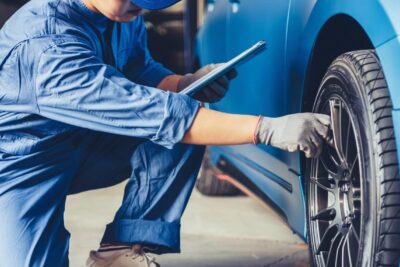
[0,56,22,104]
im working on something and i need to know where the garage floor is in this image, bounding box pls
[65,182,310,267]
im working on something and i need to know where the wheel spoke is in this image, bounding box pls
[349,224,360,245]
[311,207,336,221]
[346,228,358,267]
[326,232,342,266]
[329,152,341,168]
[350,155,359,176]
[344,114,351,160]
[319,156,339,178]
[343,235,354,267]
[341,235,348,267]
[310,177,334,192]
[335,235,346,267]
[329,99,348,167]
[317,223,338,254]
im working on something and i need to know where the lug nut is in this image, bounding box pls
[344,216,352,225]
[341,183,350,193]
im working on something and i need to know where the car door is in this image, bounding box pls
[208,0,307,236]
[222,0,291,159]
[196,0,229,67]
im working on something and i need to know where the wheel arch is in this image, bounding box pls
[298,0,400,113]
[302,14,374,113]
[296,0,400,185]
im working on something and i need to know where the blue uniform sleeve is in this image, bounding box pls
[123,16,174,87]
[34,37,199,149]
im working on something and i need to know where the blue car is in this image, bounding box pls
[195,1,400,266]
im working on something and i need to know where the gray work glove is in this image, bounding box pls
[255,113,332,158]
[178,64,237,103]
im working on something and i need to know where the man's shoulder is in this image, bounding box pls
[1,0,64,38]
[0,0,93,58]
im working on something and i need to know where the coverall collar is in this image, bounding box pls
[71,0,109,29]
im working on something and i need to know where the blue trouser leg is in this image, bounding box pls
[68,132,143,194]
[100,141,205,254]
[69,132,205,254]
[0,130,204,266]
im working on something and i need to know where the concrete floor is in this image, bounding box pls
[65,182,310,267]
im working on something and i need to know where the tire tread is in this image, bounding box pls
[324,50,400,266]
[344,50,400,266]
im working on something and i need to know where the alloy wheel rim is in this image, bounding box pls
[309,96,363,267]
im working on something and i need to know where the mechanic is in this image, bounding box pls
[0,0,332,266]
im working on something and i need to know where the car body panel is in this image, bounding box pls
[198,0,308,236]
[196,0,400,240]
[210,144,307,237]
[196,0,228,65]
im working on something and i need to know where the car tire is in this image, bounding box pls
[306,50,400,266]
[196,149,240,196]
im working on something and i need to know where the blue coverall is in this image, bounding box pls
[0,0,204,266]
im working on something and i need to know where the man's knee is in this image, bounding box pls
[69,133,143,194]
[129,142,205,180]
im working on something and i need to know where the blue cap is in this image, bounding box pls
[131,0,181,10]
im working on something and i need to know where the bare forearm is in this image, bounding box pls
[182,107,259,145]
[157,76,260,145]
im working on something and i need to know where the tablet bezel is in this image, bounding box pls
[179,40,267,96]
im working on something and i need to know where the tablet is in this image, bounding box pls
[179,40,267,96]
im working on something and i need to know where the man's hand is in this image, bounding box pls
[178,64,237,103]
[255,113,332,158]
